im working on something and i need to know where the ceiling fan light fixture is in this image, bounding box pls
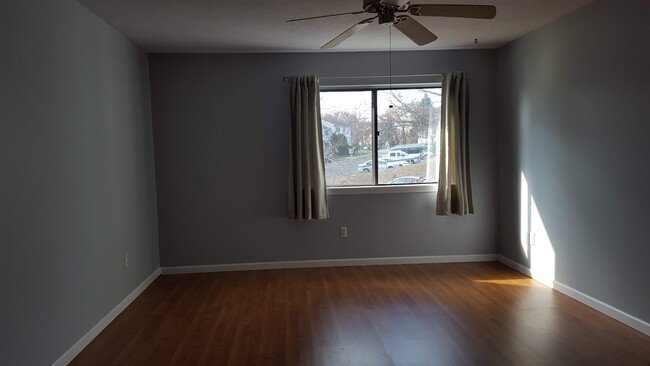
[378,12,396,24]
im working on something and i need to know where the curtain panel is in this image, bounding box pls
[288,76,329,220]
[436,72,474,216]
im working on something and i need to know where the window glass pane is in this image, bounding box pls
[320,91,373,186]
[377,88,440,185]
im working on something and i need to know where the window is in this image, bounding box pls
[320,85,441,189]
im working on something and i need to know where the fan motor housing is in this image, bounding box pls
[364,0,399,23]
[363,0,382,12]
[363,0,408,13]
[364,0,406,10]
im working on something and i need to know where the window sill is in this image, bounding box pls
[327,184,437,196]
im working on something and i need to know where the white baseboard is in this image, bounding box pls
[497,255,650,337]
[52,268,161,366]
[161,254,498,275]
[553,280,650,337]
[497,255,532,277]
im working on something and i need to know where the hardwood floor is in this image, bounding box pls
[71,262,650,365]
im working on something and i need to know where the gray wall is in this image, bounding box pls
[498,0,650,322]
[149,50,499,267]
[0,1,159,365]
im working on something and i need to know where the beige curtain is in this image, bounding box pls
[437,72,474,216]
[288,76,329,220]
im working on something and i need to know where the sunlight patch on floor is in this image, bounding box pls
[473,279,547,288]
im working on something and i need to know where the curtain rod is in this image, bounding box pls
[282,73,443,81]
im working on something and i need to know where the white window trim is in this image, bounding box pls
[327,183,437,196]
[321,78,441,194]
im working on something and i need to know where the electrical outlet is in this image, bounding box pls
[527,232,536,246]
[124,252,130,268]
[340,226,348,238]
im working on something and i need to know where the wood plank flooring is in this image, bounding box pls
[71,262,650,365]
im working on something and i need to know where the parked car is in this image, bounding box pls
[389,176,428,184]
[384,149,422,164]
[357,160,372,173]
[379,158,406,169]
[358,158,405,172]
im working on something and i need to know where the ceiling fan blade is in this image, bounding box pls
[393,16,438,46]
[287,11,365,23]
[321,17,376,49]
[407,4,496,19]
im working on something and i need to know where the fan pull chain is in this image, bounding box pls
[389,24,394,108]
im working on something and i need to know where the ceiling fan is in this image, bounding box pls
[287,0,497,49]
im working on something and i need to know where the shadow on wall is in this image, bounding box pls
[520,172,556,287]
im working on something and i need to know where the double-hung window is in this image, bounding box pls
[320,78,441,191]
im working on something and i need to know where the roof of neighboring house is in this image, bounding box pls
[321,119,350,129]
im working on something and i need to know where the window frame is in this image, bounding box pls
[320,81,441,195]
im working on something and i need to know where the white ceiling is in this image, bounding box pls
[76,0,594,53]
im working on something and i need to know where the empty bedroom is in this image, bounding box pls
[2,0,649,365]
